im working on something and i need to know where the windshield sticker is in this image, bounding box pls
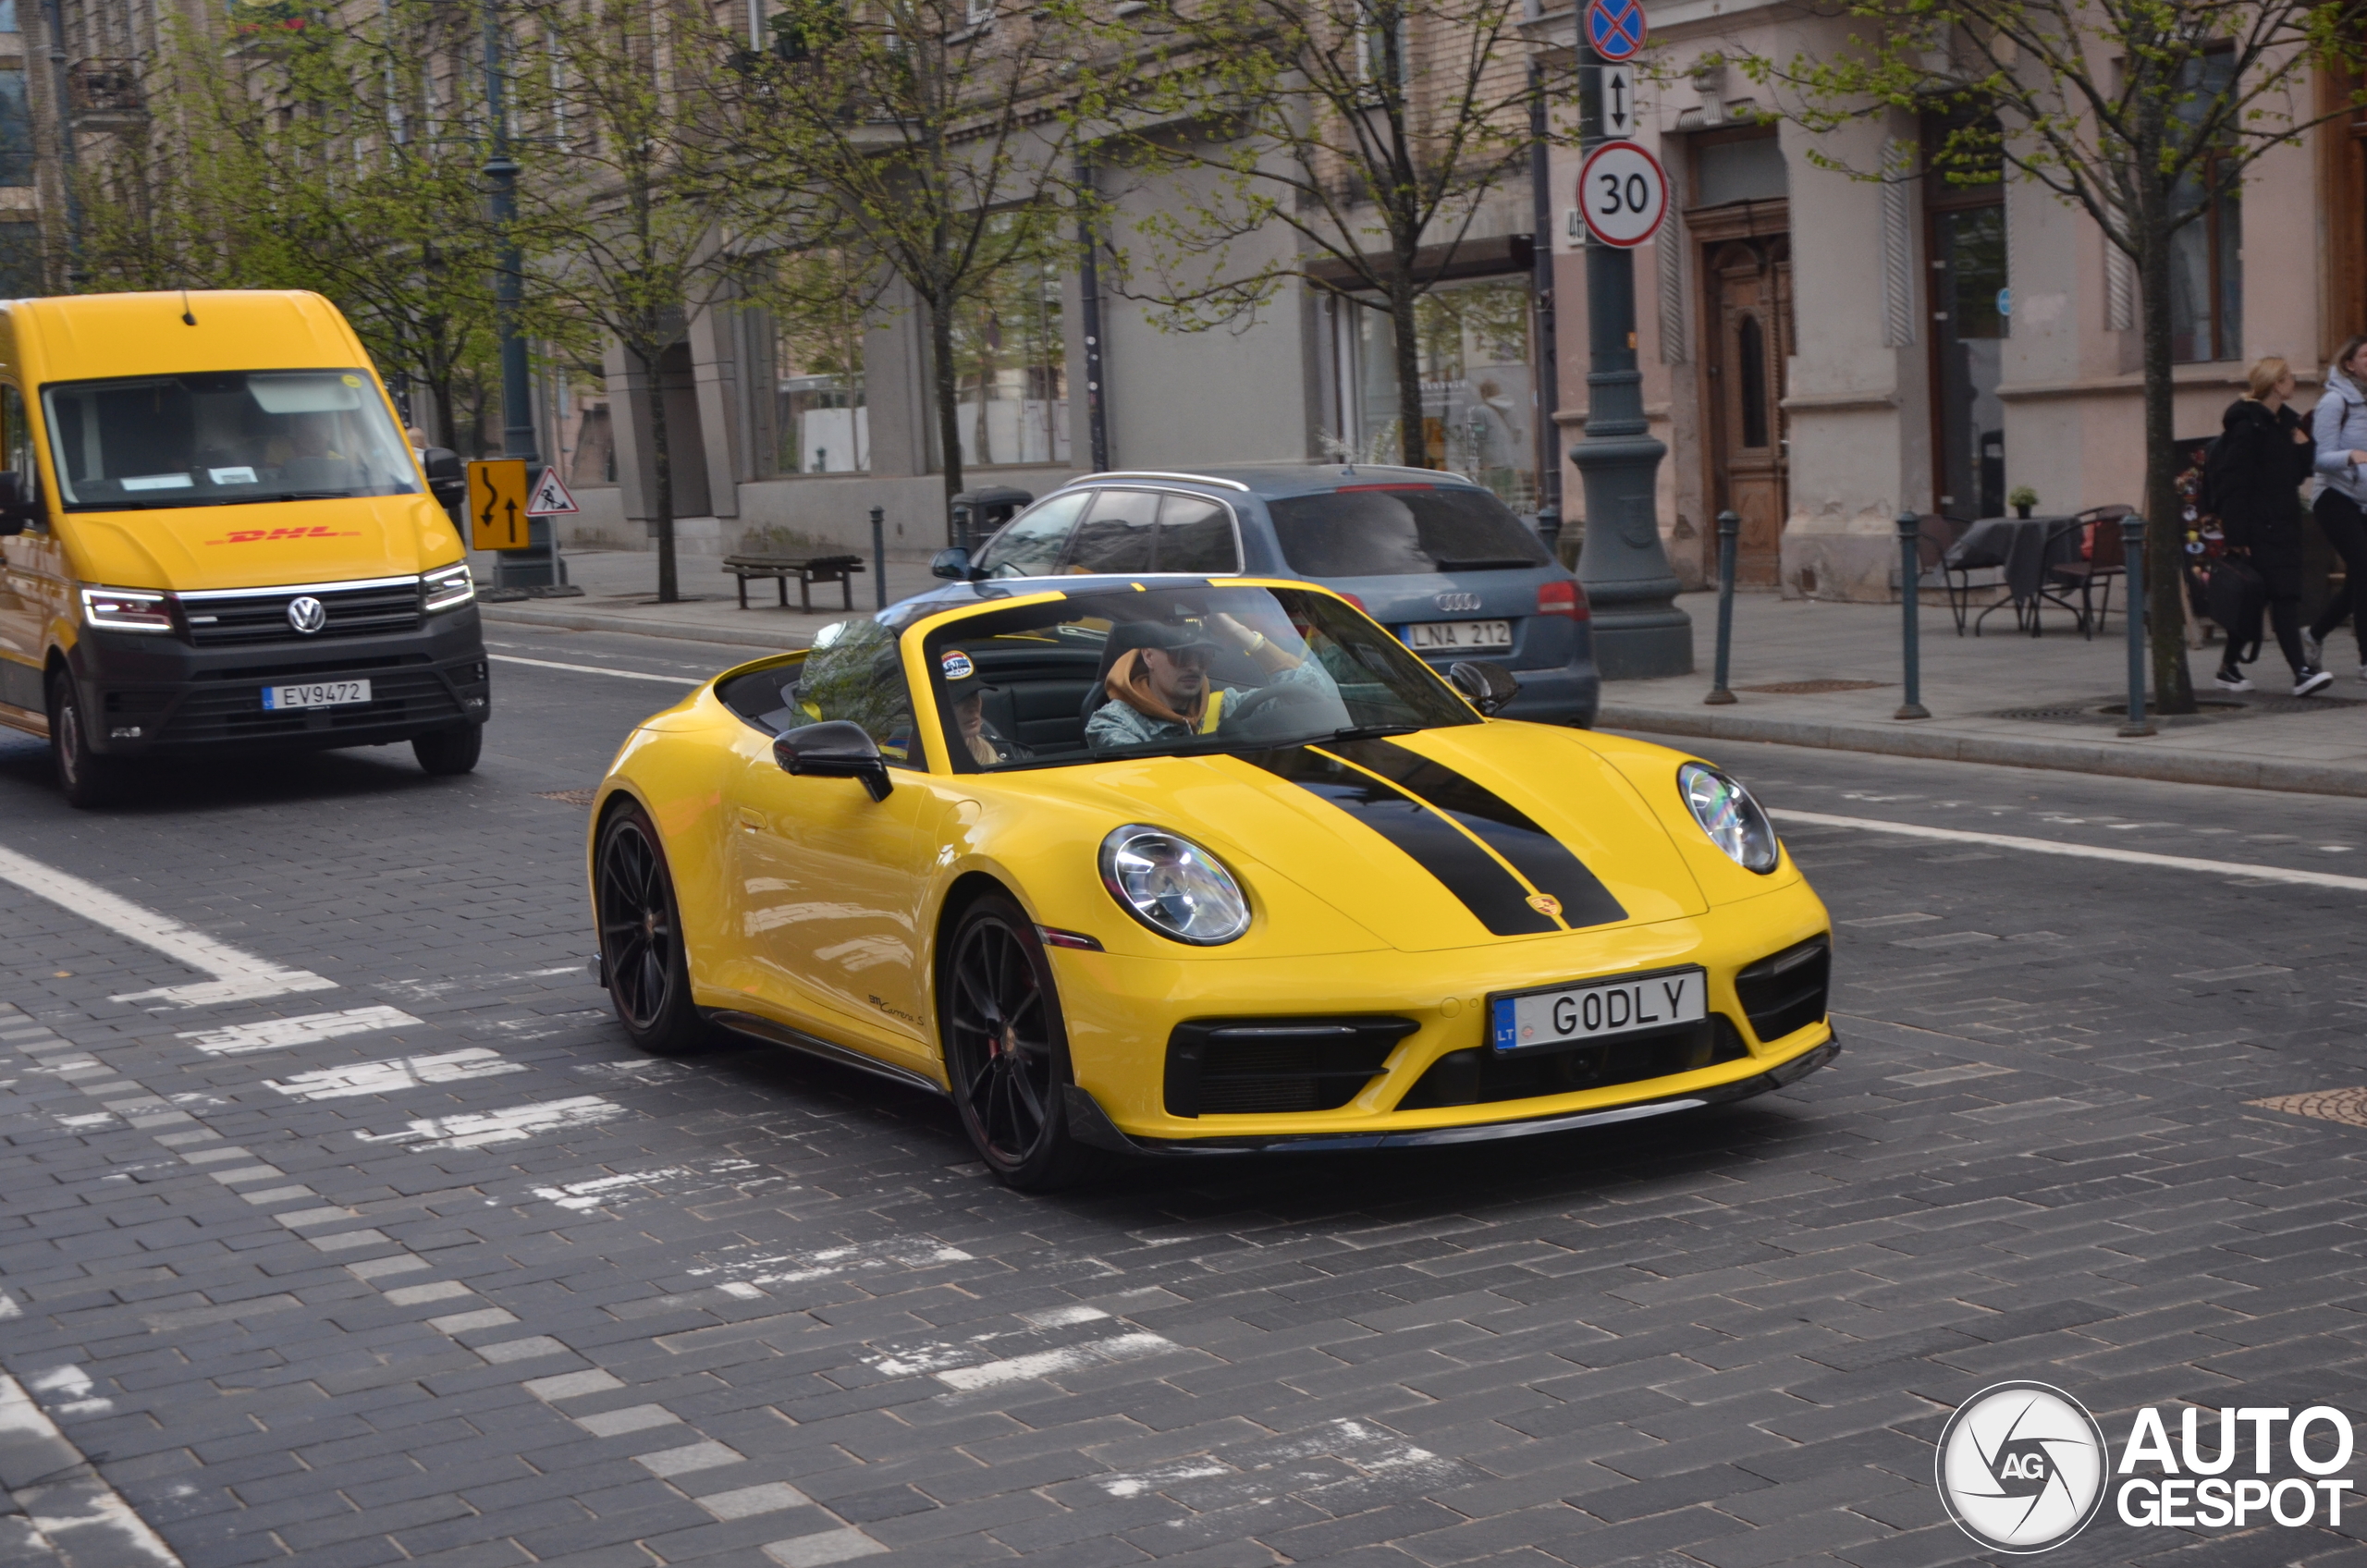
[208,467,258,485]
[205,526,363,545]
[939,649,975,680]
[340,374,363,388]
[121,473,194,491]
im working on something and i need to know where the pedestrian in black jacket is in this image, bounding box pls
[2209,356,2327,694]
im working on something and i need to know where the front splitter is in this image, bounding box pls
[1065,1032,1839,1156]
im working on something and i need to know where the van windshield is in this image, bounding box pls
[42,370,420,510]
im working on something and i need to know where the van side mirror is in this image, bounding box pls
[774,719,892,802]
[421,447,467,524]
[0,471,37,537]
[1447,660,1521,717]
[931,546,974,581]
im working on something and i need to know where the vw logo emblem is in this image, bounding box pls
[286,595,327,635]
[1934,1381,2109,1553]
[1433,591,1482,613]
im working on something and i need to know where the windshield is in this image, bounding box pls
[1268,484,1550,577]
[923,583,1478,772]
[43,370,420,510]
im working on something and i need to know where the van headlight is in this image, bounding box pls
[423,563,474,612]
[1098,825,1251,945]
[80,585,174,633]
[1678,763,1779,873]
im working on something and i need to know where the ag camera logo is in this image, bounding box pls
[1935,1381,2109,1553]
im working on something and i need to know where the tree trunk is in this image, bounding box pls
[2133,159,2195,715]
[932,294,965,523]
[645,340,678,605]
[1390,279,1427,468]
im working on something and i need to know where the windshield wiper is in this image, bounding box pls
[1329,723,1423,741]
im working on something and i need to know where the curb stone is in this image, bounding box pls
[1598,703,2367,800]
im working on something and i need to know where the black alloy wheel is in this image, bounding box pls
[595,804,705,1054]
[47,668,122,810]
[941,893,1095,1191]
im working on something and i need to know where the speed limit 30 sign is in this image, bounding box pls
[1577,140,1669,248]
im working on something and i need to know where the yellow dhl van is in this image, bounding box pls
[0,289,488,806]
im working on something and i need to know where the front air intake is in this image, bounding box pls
[1735,936,1831,1045]
[1164,1017,1418,1117]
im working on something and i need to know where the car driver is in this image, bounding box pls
[1085,611,1335,749]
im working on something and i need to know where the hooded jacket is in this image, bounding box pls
[2315,371,2367,508]
[2211,397,2314,552]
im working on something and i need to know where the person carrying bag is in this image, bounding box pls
[2206,356,2327,694]
[2306,335,2367,680]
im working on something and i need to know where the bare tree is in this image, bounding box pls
[1116,0,1562,470]
[1745,0,2367,713]
[733,0,1114,505]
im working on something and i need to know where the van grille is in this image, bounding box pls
[153,665,460,743]
[180,581,423,647]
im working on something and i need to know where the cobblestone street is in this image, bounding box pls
[4,629,2365,1568]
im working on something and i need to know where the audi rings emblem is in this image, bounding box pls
[286,595,327,635]
[1433,591,1482,613]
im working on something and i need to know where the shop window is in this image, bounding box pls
[1329,277,1538,514]
[945,220,1068,470]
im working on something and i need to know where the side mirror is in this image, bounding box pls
[775,719,893,802]
[931,546,973,581]
[421,447,467,523]
[1448,660,1521,717]
[0,470,36,537]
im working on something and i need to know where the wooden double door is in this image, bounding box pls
[1700,235,1792,586]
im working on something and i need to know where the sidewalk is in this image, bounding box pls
[479,554,2367,796]
[1601,591,2367,797]
[470,545,942,652]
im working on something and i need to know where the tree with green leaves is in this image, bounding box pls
[732,0,1114,506]
[1745,0,2367,713]
[509,0,765,602]
[79,0,508,447]
[1114,0,1561,471]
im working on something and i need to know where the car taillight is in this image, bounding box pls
[1538,580,1588,620]
[1337,592,1366,614]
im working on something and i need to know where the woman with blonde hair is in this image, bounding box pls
[2307,335,2367,678]
[2206,354,2324,693]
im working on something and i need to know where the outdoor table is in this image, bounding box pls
[1944,515,2079,634]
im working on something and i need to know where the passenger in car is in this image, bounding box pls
[1085,612,1331,748]
[938,654,1031,766]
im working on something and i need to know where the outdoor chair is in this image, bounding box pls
[2041,505,2132,638]
[1919,514,1983,633]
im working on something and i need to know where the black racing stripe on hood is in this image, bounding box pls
[1323,739,1628,929]
[1240,747,1558,937]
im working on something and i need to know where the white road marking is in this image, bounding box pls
[379,966,584,1004]
[178,1006,420,1055]
[29,1365,112,1417]
[489,653,701,685]
[689,1235,974,1287]
[935,1331,1177,1390]
[0,841,336,1009]
[0,1372,184,1565]
[530,1167,690,1211]
[1093,1417,1453,1502]
[264,1048,528,1100]
[352,1095,627,1151]
[1774,810,2367,893]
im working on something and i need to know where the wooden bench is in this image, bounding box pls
[722,554,866,612]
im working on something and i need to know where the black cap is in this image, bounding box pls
[1123,618,1223,654]
[937,646,996,691]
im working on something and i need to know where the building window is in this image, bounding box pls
[0,1,19,31]
[946,230,1068,470]
[2168,53,2240,363]
[0,71,31,187]
[0,221,38,295]
[771,304,867,474]
[1692,129,1786,207]
[1329,277,1538,513]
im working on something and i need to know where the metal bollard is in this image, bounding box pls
[951,502,972,554]
[1895,510,1931,719]
[2117,513,2153,737]
[1705,509,1739,705]
[870,506,888,611]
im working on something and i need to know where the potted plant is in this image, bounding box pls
[2007,485,2039,520]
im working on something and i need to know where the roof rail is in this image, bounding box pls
[1077,470,1253,493]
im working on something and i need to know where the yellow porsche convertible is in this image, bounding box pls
[589,576,1836,1188]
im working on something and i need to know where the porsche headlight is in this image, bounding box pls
[1098,825,1250,945]
[1678,763,1779,874]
